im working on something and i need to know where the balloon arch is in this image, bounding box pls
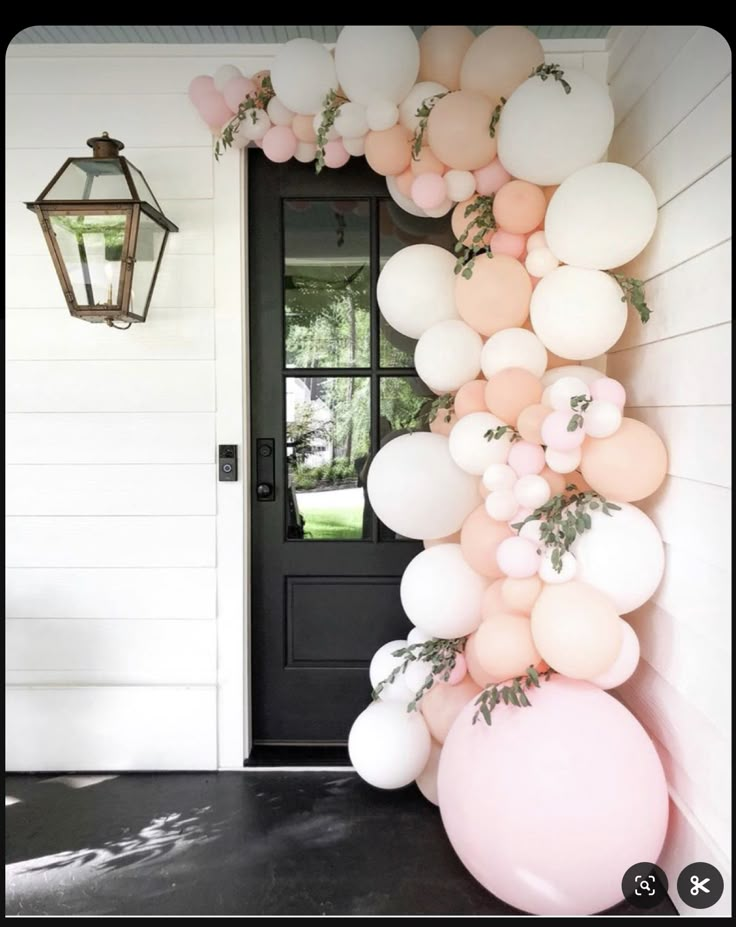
[190,26,669,916]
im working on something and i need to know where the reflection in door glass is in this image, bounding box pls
[284,200,371,369]
[286,376,370,540]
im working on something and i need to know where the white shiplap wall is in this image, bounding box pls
[605,26,732,916]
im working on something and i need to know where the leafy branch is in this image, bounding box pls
[371,637,467,711]
[473,665,555,725]
[610,274,652,324]
[488,97,506,139]
[417,392,454,430]
[214,74,275,160]
[411,92,448,160]
[511,485,621,573]
[485,425,521,443]
[315,89,349,173]
[453,195,497,279]
[567,394,592,432]
[529,63,572,94]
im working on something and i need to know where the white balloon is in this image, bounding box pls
[481,328,548,379]
[266,96,295,126]
[407,626,433,645]
[525,247,559,278]
[369,639,412,703]
[423,198,454,218]
[415,320,482,393]
[526,230,548,252]
[400,544,487,637]
[444,169,476,202]
[294,141,317,164]
[545,446,581,473]
[366,100,400,131]
[415,738,442,805]
[403,658,435,694]
[572,502,665,614]
[584,399,622,438]
[377,244,458,339]
[334,102,368,139]
[548,376,592,411]
[541,365,604,389]
[538,549,578,583]
[482,463,517,492]
[545,163,658,270]
[519,519,543,544]
[348,701,431,789]
[589,621,640,689]
[343,135,367,157]
[485,489,518,521]
[271,38,338,115]
[367,432,479,539]
[399,81,448,132]
[231,127,251,150]
[386,174,429,216]
[497,67,614,185]
[335,26,420,106]
[514,474,551,509]
[241,109,271,141]
[449,411,512,475]
[214,64,242,91]
[531,266,627,360]
[312,111,339,141]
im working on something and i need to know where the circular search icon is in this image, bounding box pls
[621,862,669,909]
[677,862,724,909]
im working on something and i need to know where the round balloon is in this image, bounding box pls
[581,418,668,502]
[418,25,475,90]
[369,639,412,703]
[367,432,479,539]
[415,738,443,804]
[427,91,497,171]
[399,81,449,132]
[415,320,483,393]
[386,174,430,218]
[421,678,482,744]
[460,26,544,103]
[400,544,487,638]
[589,620,640,689]
[481,328,548,379]
[541,364,604,389]
[438,676,668,914]
[545,162,658,270]
[455,254,532,336]
[454,379,489,418]
[377,244,458,339]
[474,612,540,682]
[497,67,614,185]
[449,411,513,475]
[335,26,419,105]
[485,368,543,426]
[349,701,431,789]
[460,505,513,579]
[334,102,368,139]
[364,125,412,176]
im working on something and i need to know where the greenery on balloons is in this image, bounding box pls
[567,394,592,432]
[214,75,275,161]
[485,424,521,443]
[315,89,349,173]
[371,637,467,711]
[512,485,621,573]
[453,195,497,278]
[488,97,506,139]
[610,274,652,324]
[411,92,448,160]
[529,63,572,95]
[422,392,455,428]
[473,665,555,726]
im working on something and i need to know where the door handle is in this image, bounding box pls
[255,438,275,501]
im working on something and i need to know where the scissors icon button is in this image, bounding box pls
[678,864,723,908]
[690,875,710,896]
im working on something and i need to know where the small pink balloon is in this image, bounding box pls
[590,376,627,409]
[510,506,533,525]
[489,230,526,259]
[496,536,541,578]
[541,410,587,452]
[196,91,233,130]
[507,440,545,476]
[262,125,298,163]
[448,653,468,686]
[411,172,447,210]
[323,139,350,169]
[223,76,257,113]
[188,75,215,104]
[473,158,512,195]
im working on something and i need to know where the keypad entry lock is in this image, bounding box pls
[255,438,275,501]
[218,444,238,482]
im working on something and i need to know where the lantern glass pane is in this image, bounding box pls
[49,213,128,307]
[129,213,166,316]
[44,159,132,201]
[126,163,162,212]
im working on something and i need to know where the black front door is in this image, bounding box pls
[248,151,454,751]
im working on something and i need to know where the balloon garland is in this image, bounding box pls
[190,25,669,916]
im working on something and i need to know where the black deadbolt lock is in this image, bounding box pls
[219,445,238,482]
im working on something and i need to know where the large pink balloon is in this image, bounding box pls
[438,676,669,914]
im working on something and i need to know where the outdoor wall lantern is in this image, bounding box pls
[25,132,179,328]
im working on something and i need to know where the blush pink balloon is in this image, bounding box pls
[473,158,512,195]
[489,230,526,259]
[448,653,468,685]
[188,75,215,104]
[507,440,545,476]
[411,172,447,210]
[541,410,587,451]
[324,140,350,169]
[590,376,627,409]
[454,379,488,418]
[223,76,257,113]
[589,621,640,690]
[197,91,234,130]
[438,676,669,915]
[262,126,298,163]
[496,536,541,578]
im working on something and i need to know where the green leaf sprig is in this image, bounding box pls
[371,637,467,712]
[485,425,521,443]
[315,89,349,173]
[511,485,621,573]
[610,274,652,324]
[529,63,572,94]
[214,74,275,160]
[473,665,555,725]
[411,92,448,159]
[489,97,506,138]
[567,394,592,432]
[453,195,497,279]
[427,393,455,426]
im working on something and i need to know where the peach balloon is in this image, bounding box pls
[364,126,412,176]
[481,578,508,619]
[451,197,493,246]
[396,167,415,197]
[531,582,623,680]
[418,25,475,91]
[485,369,543,427]
[517,403,552,445]
[494,181,547,235]
[541,466,567,497]
[460,26,545,103]
[424,531,462,549]
[427,91,497,171]
[490,230,526,259]
[564,470,592,493]
[454,254,532,337]
[547,350,580,369]
[502,576,542,615]
[460,505,513,579]
[292,114,317,143]
[581,418,668,502]
[474,158,512,196]
[416,738,442,805]
[421,677,481,743]
[411,146,446,176]
[464,632,495,688]
[474,612,541,683]
[429,405,457,436]
[454,379,489,418]
[543,185,559,205]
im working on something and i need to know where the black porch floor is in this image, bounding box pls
[5,772,677,916]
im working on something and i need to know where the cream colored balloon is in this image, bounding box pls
[418,25,475,90]
[460,26,544,103]
[449,411,512,475]
[415,320,483,393]
[541,365,604,389]
[377,244,458,339]
[399,81,448,132]
[481,327,548,379]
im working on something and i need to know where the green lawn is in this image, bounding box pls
[302,505,364,540]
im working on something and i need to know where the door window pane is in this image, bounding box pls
[284,200,370,369]
[286,376,370,540]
